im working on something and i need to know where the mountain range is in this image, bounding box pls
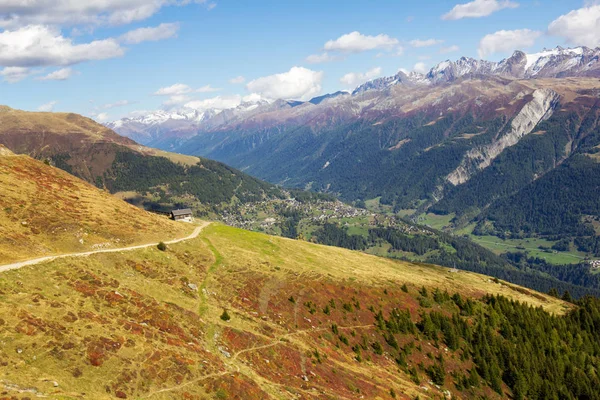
[108,46,600,244]
[108,46,600,145]
[3,105,599,299]
[2,72,600,397]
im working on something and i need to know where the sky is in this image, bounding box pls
[0,0,597,121]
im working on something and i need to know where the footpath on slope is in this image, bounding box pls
[0,221,211,273]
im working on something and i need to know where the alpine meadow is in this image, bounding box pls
[1,1,600,399]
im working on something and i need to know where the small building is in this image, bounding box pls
[170,208,193,222]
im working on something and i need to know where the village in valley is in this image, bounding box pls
[220,196,431,240]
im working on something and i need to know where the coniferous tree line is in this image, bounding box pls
[368,290,600,399]
[103,151,283,205]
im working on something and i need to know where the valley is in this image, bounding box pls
[2,105,598,299]
[2,134,599,399]
[3,2,600,399]
[108,48,600,294]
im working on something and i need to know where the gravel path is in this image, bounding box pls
[0,222,210,273]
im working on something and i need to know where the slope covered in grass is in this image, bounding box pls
[0,106,283,214]
[0,146,191,263]
[1,221,586,400]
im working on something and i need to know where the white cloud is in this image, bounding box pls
[119,22,179,44]
[340,67,382,87]
[440,45,460,54]
[101,100,132,110]
[155,83,219,96]
[0,25,124,67]
[93,112,110,122]
[548,5,600,48]
[37,67,76,81]
[478,29,542,58]
[196,84,220,93]
[0,66,33,83]
[443,0,519,20]
[164,95,193,107]
[38,100,57,112]
[0,0,213,29]
[242,93,263,103]
[184,95,243,111]
[246,66,323,101]
[229,75,245,84]
[127,109,152,118]
[413,62,429,74]
[324,31,399,53]
[154,83,192,96]
[306,52,336,64]
[410,39,444,48]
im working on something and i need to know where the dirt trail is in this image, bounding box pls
[0,221,210,273]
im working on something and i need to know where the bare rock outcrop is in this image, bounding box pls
[447,88,560,186]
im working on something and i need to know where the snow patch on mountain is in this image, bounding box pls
[107,46,599,146]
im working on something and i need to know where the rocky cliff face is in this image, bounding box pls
[447,88,561,186]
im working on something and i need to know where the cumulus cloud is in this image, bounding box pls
[92,112,110,122]
[101,100,132,110]
[164,95,193,107]
[339,67,382,88]
[324,31,399,53]
[38,100,57,112]
[196,84,220,93]
[443,0,519,20]
[305,52,336,64]
[478,29,542,58]
[154,83,192,96]
[413,62,429,74]
[229,75,245,84]
[0,0,213,28]
[440,45,460,54]
[154,83,220,96]
[242,93,264,103]
[184,95,243,111]
[127,109,152,118]
[548,5,600,48]
[0,66,33,83]
[119,22,179,44]
[410,39,444,48]
[0,25,124,67]
[246,66,323,101]
[37,67,77,81]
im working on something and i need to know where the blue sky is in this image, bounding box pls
[0,0,596,121]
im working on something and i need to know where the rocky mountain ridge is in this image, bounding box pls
[108,46,600,146]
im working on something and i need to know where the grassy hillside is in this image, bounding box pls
[0,145,191,263]
[3,218,595,399]
[0,106,282,215]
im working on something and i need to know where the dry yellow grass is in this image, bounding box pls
[201,224,570,315]
[0,105,199,167]
[0,147,192,263]
[0,106,122,141]
[0,221,571,399]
